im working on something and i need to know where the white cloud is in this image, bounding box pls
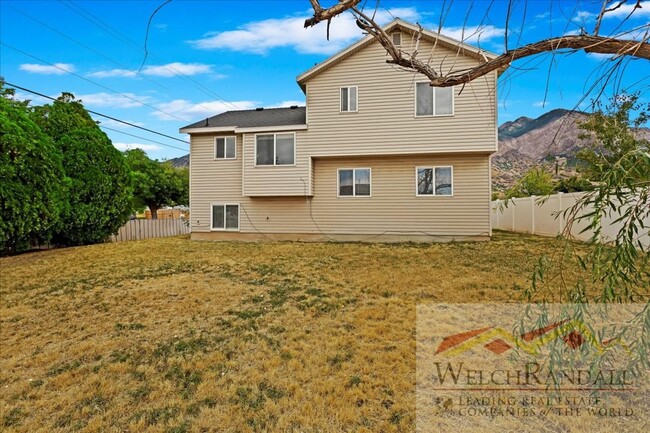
[97,118,145,129]
[188,8,420,55]
[587,52,614,60]
[268,100,305,108]
[9,91,51,105]
[75,92,152,108]
[142,62,213,77]
[575,10,595,21]
[19,63,75,75]
[87,62,214,79]
[440,25,505,44]
[532,101,549,107]
[87,69,137,78]
[603,1,650,19]
[113,143,161,152]
[152,99,258,121]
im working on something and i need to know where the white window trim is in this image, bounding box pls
[415,166,454,197]
[414,82,455,118]
[210,203,241,231]
[253,132,297,167]
[214,136,237,160]
[392,31,402,46]
[337,167,372,198]
[339,86,358,113]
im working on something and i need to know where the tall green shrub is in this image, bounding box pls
[0,86,66,254]
[32,93,132,245]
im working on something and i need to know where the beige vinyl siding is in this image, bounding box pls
[307,155,490,236]
[190,132,490,237]
[305,38,497,156]
[242,131,311,196]
[190,134,243,233]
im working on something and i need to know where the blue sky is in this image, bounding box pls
[1,0,648,160]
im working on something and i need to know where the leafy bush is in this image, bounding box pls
[32,93,132,246]
[0,86,67,254]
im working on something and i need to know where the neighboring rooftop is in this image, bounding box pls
[180,106,306,131]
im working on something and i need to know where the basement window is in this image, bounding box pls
[211,203,240,231]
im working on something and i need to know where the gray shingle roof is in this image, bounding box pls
[181,106,306,130]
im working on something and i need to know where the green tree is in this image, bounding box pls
[554,175,594,193]
[530,93,649,301]
[576,94,649,184]
[0,84,67,254]
[505,167,556,198]
[124,149,188,219]
[32,93,132,246]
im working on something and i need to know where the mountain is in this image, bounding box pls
[494,109,649,191]
[167,154,189,168]
[165,109,649,191]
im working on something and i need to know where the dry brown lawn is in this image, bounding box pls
[0,232,592,432]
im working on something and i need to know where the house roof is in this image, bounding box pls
[179,106,306,132]
[297,19,501,88]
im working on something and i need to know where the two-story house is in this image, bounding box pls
[180,19,501,242]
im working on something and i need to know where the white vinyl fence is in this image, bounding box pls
[491,192,649,249]
[110,218,190,242]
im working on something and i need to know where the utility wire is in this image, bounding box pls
[11,6,172,92]
[58,0,242,111]
[2,42,191,122]
[12,5,224,119]
[5,81,189,145]
[99,125,188,152]
[139,0,173,72]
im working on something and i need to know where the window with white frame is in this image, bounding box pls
[211,204,240,230]
[338,168,371,197]
[215,136,236,159]
[415,83,454,116]
[255,133,295,166]
[391,31,402,46]
[340,86,358,112]
[416,166,453,196]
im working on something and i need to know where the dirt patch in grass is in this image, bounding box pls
[0,233,596,432]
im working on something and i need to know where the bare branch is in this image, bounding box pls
[407,35,650,87]
[595,0,627,35]
[305,1,649,88]
[304,0,362,28]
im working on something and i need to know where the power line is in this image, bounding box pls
[58,0,242,111]
[99,125,188,152]
[11,6,172,93]
[12,5,226,119]
[1,42,191,122]
[5,81,189,145]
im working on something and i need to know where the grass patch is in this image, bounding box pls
[0,233,603,432]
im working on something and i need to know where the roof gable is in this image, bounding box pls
[297,19,498,87]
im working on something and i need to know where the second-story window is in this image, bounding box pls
[215,136,236,159]
[392,32,402,46]
[255,133,295,166]
[416,83,454,116]
[340,86,358,112]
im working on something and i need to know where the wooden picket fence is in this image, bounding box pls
[110,218,190,242]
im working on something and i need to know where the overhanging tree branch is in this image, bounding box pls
[305,0,650,87]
